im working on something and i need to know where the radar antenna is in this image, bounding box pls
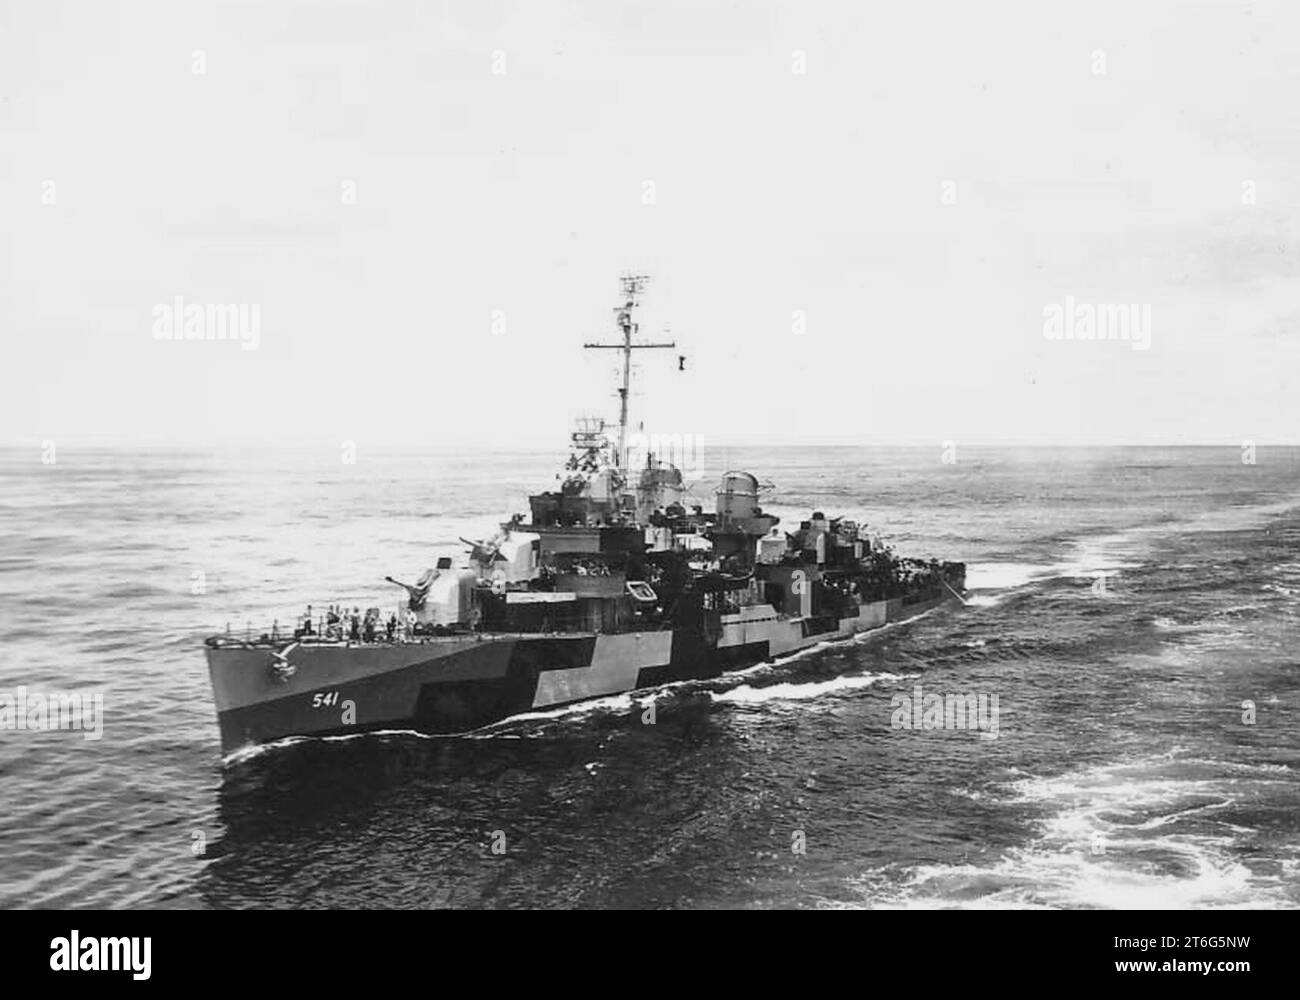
[583,274,675,471]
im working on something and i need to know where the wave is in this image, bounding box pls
[964,562,1055,591]
[712,671,917,705]
[852,752,1295,909]
[966,534,1143,594]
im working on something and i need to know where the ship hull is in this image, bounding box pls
[207,593,956,754]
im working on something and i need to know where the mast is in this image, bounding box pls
[583,275,675,471]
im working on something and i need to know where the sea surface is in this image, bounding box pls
[1,445,1298,909]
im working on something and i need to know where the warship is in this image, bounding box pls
[205,277,967,754]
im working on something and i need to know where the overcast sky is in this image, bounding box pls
[2,0,1298,448]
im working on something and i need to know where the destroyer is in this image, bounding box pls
[205,276,966,753]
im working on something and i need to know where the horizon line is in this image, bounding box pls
[2,440,1297,451]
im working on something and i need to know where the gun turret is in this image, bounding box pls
[385,575,429,611]
[460,537,501,565]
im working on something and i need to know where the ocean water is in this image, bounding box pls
[1,445,1298,909]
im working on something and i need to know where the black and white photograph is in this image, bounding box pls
[0,0,1295,973]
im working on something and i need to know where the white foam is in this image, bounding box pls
[965,531,1147,597]
[476,689,657,730]
[853,753,1292,909]
[964,562,1055,591]
[713,671,915,705]
[1048,534,1145,580]
[1152,616,1200,632]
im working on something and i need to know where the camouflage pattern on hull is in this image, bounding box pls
[208,593,954,754]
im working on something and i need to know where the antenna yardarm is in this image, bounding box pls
[582,275,675,470]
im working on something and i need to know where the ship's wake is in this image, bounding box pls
[844,751,1298,910]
